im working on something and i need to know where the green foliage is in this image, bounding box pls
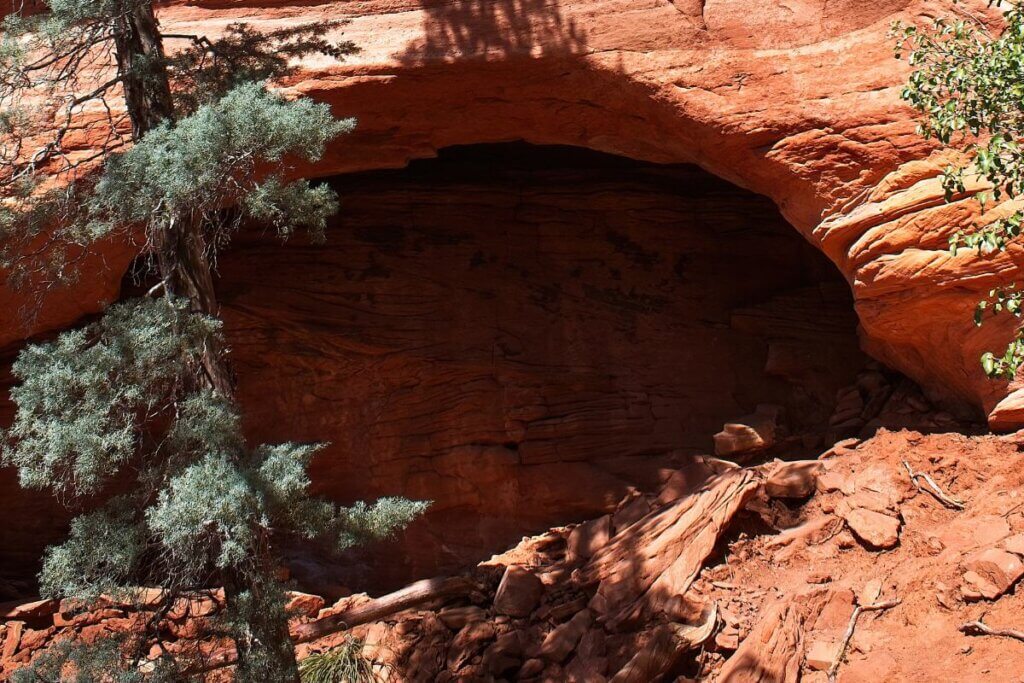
[251,442,429,552]
[298,639,377,683]
[9,634,177,683]
[2,297,220,496]
[894,1,1024,379]
[3,306,428,590]
[166,22,358,114]
[0,0,424,678]
[90,81,352,245]
[331,498,430,551]
[975,285,1024,379]
[39,500,146,601]
[2,294,427,675]
[1,4,355,290]
[148,451,268,575]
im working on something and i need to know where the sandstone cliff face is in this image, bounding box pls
[1,145,867,590]
[1,0,1016,420]
[0,0,1019,587]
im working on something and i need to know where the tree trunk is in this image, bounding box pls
[113,4,174,139]
[291,576,480,643]
[224,569,300,683]
[155,214,235,396]
[116,3,233,396]
[115,5,284,679]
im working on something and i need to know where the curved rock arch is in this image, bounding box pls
[148,0,1016,426]
[4,0,1017,422]
[5,0,1023,591]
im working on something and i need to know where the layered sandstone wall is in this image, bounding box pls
[2,0,1017,422]
[2,145,867,590]
[1,0,1021,589]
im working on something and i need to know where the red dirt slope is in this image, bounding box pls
[9,427,1024,681]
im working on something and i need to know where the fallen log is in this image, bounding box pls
[291,575,480,643]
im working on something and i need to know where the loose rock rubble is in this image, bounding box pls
[9,428,1024,680]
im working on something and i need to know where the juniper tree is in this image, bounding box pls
[895,1,1024,379]
[0,2,425,680]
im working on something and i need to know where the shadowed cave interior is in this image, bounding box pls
[0,142,870,597]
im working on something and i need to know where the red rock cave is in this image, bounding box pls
[1,142,869,595]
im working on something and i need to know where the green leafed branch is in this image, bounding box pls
[894,1,1024,379]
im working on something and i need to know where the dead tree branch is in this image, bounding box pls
[828,598,901,683]
[960,618,1024,643]
[290,575,481,644]
[902,460,965,510]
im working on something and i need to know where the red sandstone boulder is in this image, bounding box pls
[0,600,56,621]
[713,405,783,459]
[539,609,591,663]
[439,606,486,630]
[493,566,544,618]
[765,460,823,499]
[567,515,612,563]
[961,548,1024,601]
[284,592,326,618]
[844,508,901,549]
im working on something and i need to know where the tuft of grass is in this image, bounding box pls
[299,637,378,683]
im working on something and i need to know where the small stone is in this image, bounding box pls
[3,621,24,660]
[493,566,544,618]
[0,599,57,621]
[715,628,740,650]
[284,591,325,618]
[844,508,900,549]
[448,621,498,670]
[926,535,946,554]
[395,618,420,635]
[133,588,166,608]
[483,631,523,675]
[935,581,955,610]
[806,639,840,671]
[519,658,545,677]
[836,531,858,549]
[1003,533,1024,557]
[859,579,883,605]
[576,629,606,659]
[545,596,588,622]
[539,609,591,663]
[765,460,822,499]
[16,626,53,657]
[566,516,612,562]
[961,548,1024,601]
[565,652,608,682]
[816,471,853,495]
[813,588,855,631]
[713,405,782,458]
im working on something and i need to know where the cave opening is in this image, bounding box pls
[213,142,876,593]
[0,142,914,597]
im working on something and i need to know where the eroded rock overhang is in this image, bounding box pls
[3,0,1019,425]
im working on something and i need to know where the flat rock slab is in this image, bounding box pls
[493,566,544,618]
[844,507,900,549]
[962,548,1024,601]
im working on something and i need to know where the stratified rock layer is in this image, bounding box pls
[0,145,865,590]
[221,146,866,589]
[1,0,1020,586]
[1,0,1018,421]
